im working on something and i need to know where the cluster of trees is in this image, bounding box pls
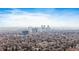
[0,31,79,51]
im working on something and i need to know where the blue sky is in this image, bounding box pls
[0,8,79,28]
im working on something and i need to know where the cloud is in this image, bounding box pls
[0,9,54,27]
[0,9,79,29]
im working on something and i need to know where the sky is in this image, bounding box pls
[0,8,79,29]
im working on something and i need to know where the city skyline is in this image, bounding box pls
[0,8,79,29]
